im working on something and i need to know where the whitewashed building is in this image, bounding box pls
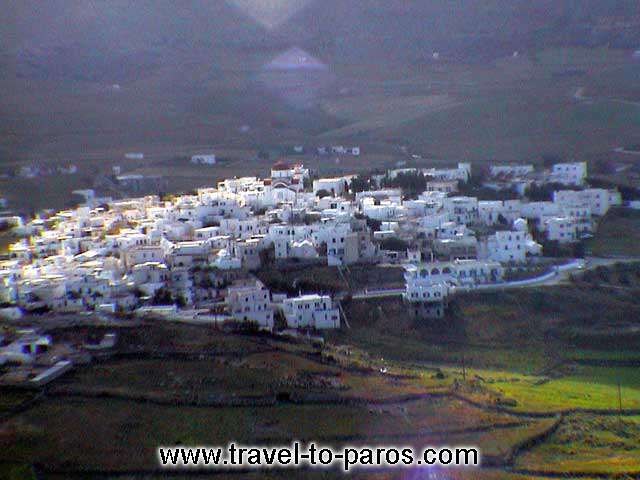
[549,162,587,186]
[483,230,542,263]
[191,154,216,165]
[226,280,274,330]
[553,188,622,216]
[403,263,452,318]
[0,333,51,364]
[313,177,349,197]
[544,217,578,244]
[489,164,535,178]
[281,294,340,329]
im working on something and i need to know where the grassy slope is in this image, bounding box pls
[340,283,640,413]
[516,414,640,474]
[586,208,640,257]
[2,283,640,475]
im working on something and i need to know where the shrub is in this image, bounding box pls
[380,237,409,252]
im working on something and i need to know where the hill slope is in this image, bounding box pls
[2,0,639,80]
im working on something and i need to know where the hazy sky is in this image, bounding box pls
[227,0,312,28]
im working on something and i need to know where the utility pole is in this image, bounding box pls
[462,354,467,382]
[617,378,623,420]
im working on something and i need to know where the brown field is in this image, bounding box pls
[2,47,639,214]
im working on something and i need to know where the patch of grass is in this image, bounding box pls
[587,208,640,257]
[320,95,462,139]
[516,414,640,474]
[340,284,640,375]
[452,365,640,413]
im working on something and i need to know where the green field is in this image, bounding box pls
[516,414,640,475]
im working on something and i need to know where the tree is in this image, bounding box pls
[152,288,174,305]
[350,175,370,194]
[380,237,409,252]
[525,183,580,202]
[259,245,275,267]
[316,189,331,199]
[365,217,382,231]
[176,294,187,308]
[382,172,426,198]
[303,176,313,191]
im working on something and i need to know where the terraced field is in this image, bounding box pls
[3,280,640,478]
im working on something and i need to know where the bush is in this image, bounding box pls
[350,175,371,193]
[526,183,581,202]
[152,288,174,306]
[381,172,426,198]
[380,237,409,252]
[223,319,261,333]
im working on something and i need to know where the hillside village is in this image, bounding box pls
[1,159,623,323]
[0,158,625,369]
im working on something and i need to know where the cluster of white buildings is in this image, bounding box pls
[396,161,621,317]
[0,158,622,326]
[17,164,78,179]
[484,161,588,194]
[317,146,361,156]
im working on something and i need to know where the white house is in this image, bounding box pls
[194,226,221,240]
[553,188,621,217]
[226,280,274,330]
[270,161,310,184]
[327,229,360,266]
[356,189,403,207]
[211,249,242,270]
[0,333,52,364]
[443,197,479,225]
[483,230,541,263]
[452,259,504,286]
[544,217,578,244]
[219,218,260,240]
[325,220,376,267]
[426,180,458,194]
[191,154,216,165]
[549,162,587,186]
[290,239,319,259]
[362,199,403,221]
[520,201,560,222]
[313,177,348,197]
[403,263,452,318]
[122,246,165,270]
[281,294,340,329]
[489,164,535,178]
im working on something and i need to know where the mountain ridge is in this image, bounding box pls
[3,0,639,81]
